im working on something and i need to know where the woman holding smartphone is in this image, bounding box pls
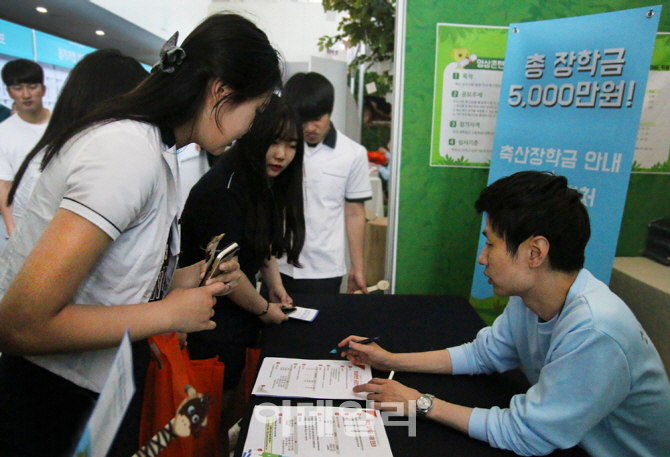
[0,13,281,457]
[179,94,305,452]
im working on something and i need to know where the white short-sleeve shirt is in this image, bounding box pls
[278,127,372,279]
[0,113,47,181]
[0,120,181,392]
[11,149,43,227]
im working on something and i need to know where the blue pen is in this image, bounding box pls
[330,336,380,354]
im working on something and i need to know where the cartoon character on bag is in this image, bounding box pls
[134,385,212,457]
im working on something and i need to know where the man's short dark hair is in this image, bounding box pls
[283,72,334,122]
[475,171,591,272]
[2,59,44,86]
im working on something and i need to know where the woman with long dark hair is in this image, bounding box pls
[0,13,281,456]
[179,94,305,450]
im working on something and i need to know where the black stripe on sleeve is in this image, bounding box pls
[62,197,122,234]
[345,196,372,203]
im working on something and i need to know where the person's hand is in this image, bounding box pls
[269,286,293,307]
[338,335,395,371]
[354,378,422,416]
[176,332,188,349]
[259,302,290,325]
[162,282,225,333]
[202,258,242,296]
[347,269,368,294]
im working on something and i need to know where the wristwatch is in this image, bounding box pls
[416,393,435,417]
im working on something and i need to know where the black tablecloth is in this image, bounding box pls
[233,293,588,457]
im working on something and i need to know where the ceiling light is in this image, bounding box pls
[36,7,48,13]
[96,30,105,36]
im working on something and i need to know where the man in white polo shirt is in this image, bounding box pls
[277,72,372,294]
[0,59,50,236]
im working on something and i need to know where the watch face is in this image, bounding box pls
[417,396,431,410]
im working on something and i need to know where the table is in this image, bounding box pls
[234,294,587,457]
[610,257,670,374]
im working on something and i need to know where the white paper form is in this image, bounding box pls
[73,331,135,457]
[241,405,393,457]
[286,306,319,322]
[253,358,372,400]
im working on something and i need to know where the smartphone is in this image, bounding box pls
[201,234,225,280]
[200,242,240,286]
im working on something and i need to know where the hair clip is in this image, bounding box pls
[152,31,186,74]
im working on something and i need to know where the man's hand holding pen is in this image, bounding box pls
[337,335,396,372]
[338,335,423,416]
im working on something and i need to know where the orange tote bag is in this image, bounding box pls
[139,333,224,457]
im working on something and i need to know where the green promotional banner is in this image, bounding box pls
[635,32,670,173]
[430,25,508,167]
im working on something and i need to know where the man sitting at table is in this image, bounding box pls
[340,170,670,457]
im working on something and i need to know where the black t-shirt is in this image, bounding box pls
[179,154,263,348]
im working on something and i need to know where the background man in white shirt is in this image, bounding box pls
[276,72,372,294]
[0,59,50,235]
